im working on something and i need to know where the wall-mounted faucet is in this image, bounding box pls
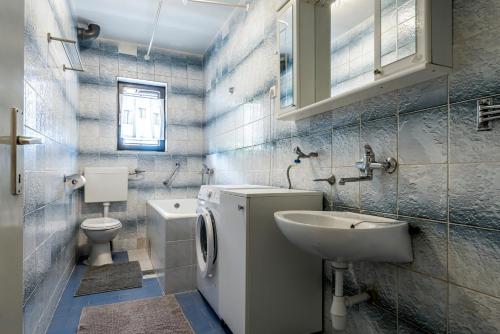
[294,146,318,163]
[201,164,214,185]
[287,146,319,189]
[339,144,397,185]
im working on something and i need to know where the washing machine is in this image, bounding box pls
[195,185,274,317]
[219,188,323,334]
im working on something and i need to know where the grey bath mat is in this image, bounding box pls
[77,295,194,334]
[75,261,142,296]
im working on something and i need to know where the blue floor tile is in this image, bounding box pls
[47,254,227,334]
[176,291,230,334]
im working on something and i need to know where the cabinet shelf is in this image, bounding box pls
[277,62,451,121]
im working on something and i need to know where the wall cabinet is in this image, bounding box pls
[277,0,452,121]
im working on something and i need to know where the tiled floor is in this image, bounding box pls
[127,248,154,273]
[46,252,229,334]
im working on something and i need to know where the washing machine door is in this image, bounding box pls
[196,207,217,278]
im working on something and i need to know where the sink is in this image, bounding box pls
[274,211,413,263]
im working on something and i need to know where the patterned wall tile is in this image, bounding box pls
[449,224,500,298]
[449,162,500,229]
[342,304,397,334]
[360,170,397,214]
[332,167,360,209]
[332,125,360,168]
[360,116,397,161]
[399,76,448,114]
[345,262,397,312]
[399,106,448,164]
[401,218,447,280]
[359,91,399,122]
[450,0,500,103]
[397,269,447,333]
[398,165,448,221]
[449,284,500,333]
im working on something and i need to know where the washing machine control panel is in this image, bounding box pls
[197,186,221,204]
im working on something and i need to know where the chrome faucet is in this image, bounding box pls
[339,144,397,185]
[201,164,214,185]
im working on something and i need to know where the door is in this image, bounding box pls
[0,0,26,332]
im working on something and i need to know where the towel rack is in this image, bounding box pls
[47,33,85,72]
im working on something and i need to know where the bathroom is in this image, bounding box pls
[0,0,499,333]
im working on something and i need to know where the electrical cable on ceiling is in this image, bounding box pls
[144,0,164,61]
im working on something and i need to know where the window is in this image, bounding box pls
[117,80,166,151]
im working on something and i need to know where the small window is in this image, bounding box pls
[117,80,166,151]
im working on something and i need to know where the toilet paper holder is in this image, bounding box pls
[64,173,86,190]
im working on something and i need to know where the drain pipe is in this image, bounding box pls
[331,262,371,331]
[77,23,100,42]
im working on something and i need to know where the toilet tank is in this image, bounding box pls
[84,167,129,203]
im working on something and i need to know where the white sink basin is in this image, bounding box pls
[274,211,413,263]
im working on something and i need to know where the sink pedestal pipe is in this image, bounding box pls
[331,262,371,331]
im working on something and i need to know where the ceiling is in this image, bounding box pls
[73,0,243,55]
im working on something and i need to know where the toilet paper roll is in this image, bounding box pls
[65,174,86,191]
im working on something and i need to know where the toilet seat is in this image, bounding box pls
[81,217,122,231]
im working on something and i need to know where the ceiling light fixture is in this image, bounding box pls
[182,0,249,11]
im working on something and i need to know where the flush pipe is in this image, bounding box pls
[103,202,110,218]
[331,262,371,331]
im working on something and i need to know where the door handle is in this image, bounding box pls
[17,136,43,145]
[0,108,42,195]
[0,135,43,146]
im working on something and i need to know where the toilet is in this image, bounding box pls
[81,167,129,266]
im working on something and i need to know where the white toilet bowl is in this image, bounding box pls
[81,217,122,266]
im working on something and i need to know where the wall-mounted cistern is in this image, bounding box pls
[339,144,397,185]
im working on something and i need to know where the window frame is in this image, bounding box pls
[117,78,167,152]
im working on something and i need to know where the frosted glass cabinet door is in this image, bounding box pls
[380,0,417,67]
[330,0,375,97]
[278,3,294,109]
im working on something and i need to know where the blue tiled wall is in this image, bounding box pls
[23,0,80,333]
[78,40,205,251]
[203,0,500,332]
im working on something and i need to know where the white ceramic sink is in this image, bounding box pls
[274,211,413,263]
